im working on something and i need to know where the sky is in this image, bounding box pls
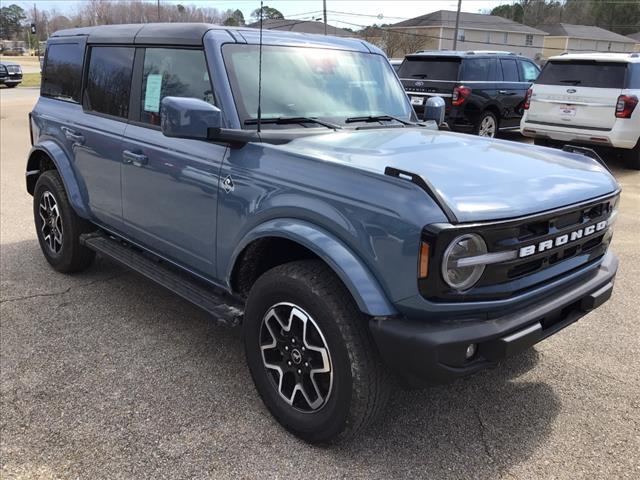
[11,0,517,27]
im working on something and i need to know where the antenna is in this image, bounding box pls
[257,0,264,133]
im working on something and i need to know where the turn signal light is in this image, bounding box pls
[418,242,430,279]
[452,86,471,107]
[615,94,638,118]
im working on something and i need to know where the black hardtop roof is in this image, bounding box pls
[51,23,234,46]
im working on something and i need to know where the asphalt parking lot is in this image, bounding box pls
[1,87,639,479]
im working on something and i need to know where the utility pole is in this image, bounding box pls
[157,0,161,22]
[323,0,327,35]
[452,0,462,50]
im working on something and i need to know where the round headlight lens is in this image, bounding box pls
[441,233,487,291]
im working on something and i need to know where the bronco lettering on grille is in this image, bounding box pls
[518,220,608,258]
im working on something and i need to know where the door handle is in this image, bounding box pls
[122,150,148,167]
[498,90,508,94]
[61,127,84,144]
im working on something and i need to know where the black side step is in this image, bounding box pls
[80,232,244,326]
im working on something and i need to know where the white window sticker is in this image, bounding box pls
[144,74,163,113]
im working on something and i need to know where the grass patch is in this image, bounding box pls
[18,72,40,88]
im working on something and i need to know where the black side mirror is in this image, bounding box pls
[161,96,222,140]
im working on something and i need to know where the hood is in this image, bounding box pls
[273,128,619,223]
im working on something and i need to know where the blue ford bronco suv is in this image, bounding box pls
[27,24,619,443]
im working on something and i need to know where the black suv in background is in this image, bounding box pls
[398,51,540,137]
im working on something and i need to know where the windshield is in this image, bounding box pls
[223,44,414,127]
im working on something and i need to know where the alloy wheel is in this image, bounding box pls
[260,302,333,412]
[39,191,63,254]
[479,116,497,137]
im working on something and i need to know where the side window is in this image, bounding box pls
[85,46,135,118]
[626,63,640,89]
[462,58,497,81]
[520,60,539,83]
[140,48,213,126]
[41,43,84,103]
[500,59,519,82]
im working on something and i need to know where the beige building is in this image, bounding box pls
[387,10,546,59]
[540,24,636,57]
[628,32,640,52]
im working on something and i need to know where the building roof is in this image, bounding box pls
[390,10,547,35]
[247,19,354,37]
[627,31,640,42]
[539,24,635,43]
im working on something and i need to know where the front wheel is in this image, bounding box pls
[244,260,390,443]
[476,111,498,137]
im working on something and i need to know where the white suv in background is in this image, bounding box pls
[521,53,639,169]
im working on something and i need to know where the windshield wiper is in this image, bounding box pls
[559,79,582,85]
[345,115,414,126]
[244,116,342,130]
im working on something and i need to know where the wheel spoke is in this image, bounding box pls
[259,302,333,413]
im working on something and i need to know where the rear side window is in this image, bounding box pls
[398,57,460,81]
[462,58,500,81]
[536,61,627,88]
[519,60,539,82]
[139,48,213,126]
[85,46,135,118]
[41,43,84,103]
[626,63,640,89]
[500,59,520,82]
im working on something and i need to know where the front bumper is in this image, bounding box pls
[370,251,618,387]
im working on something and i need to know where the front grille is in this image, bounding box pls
[420,193,618,302]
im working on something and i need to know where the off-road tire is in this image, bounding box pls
[244,260,391,443]
[33,170,96,273]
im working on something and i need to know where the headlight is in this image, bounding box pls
[441,233,487,291]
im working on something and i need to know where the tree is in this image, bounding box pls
[223,9,245,26]
[251,5,284,21]
[0,4,26,40]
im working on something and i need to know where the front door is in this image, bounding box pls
[120,47,224,277]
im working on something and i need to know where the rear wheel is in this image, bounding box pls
[244,260,390,443]
[622,139,640,170]
[33,170,96,273]
[476,111,498,138]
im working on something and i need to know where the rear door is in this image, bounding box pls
[73,45,136,230]
[398,56,460,113]
[527,60,626,130]
[496,58,523,127]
